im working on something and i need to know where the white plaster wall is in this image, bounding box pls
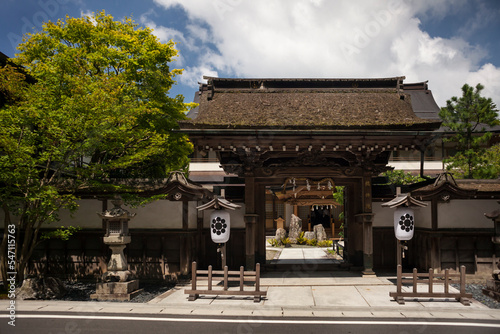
[189,201,198,229]
[189,162,223,172]
[0,203,103,229]
[413,205,432,229]
[126,200,183,229]
[438,199,497,229]
[59,200,186,229]
[373,202,432,229]
[373,203,393,227]
[1,199,231,231]
[56,199,103,229]
[388,161,444,171]
[203,203,246,229]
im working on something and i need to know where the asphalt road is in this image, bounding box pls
[2,313,500,334]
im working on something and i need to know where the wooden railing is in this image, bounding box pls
[185,262,267,302]
[390,265,472,305]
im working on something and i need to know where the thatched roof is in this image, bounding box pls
[411,176,500,200]
[182,77,441,130]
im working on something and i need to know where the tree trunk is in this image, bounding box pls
[0,207,10,287]
[17,216,36,283]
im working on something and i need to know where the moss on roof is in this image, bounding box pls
[182,89,441,130]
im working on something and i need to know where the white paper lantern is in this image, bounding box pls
[394,207,415,240]
[210,210,231,243]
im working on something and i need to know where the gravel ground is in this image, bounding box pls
[452,283,500,309]
[60,281,175,303]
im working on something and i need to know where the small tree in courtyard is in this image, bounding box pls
[439,83,499,179]
[0,11,193,285]
[474,143,500,179]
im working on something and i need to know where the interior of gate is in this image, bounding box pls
[197,132,402,273]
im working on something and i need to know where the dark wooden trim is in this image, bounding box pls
[431,198,438,230]
[182,200,189,230]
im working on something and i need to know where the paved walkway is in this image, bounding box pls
[267,246,341,264]
[2,247,500,321]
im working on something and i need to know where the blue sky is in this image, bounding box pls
[1,0,500,108]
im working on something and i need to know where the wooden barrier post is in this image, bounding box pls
[255,263,261,302]
[390,265,472,306]
[460,265,466,295]
[185,262,267,303]
[429,268,434,294]
[188,261,199,301]
[444,269,449,294]
[223,265,229,291]
[458,265,470,305]
[239,266,244,291]
[412,268,418,294]
[208,265,213,291]
[394,264,404,304]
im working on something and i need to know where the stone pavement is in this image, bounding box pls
[2,247,500,321]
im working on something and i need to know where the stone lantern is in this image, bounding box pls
[100,197,135,281]
[91,197,141,301]
[485,201,500,245]
[483,201,500,301]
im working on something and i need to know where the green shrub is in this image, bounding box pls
[317,240,333,247]
[306,238,317,246]
[268,238,281,247]
[296,231,306,245]
[268,237,292,247]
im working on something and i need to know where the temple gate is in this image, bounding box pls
[180,77,441,274]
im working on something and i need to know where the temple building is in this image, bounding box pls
[181,76,440,273]
[3,75,500,280]
[181,76,500,275]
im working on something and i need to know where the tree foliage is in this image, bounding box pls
[382,170,425,185]
[332,186,345,239]
[0,11,193,284]
[438,83,499,179]
[458,143,500,179]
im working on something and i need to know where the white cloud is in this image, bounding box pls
[466,63,500,107]
[179,65,218,87]
[139,11,185,44]
[80,10,93,18]
[153,0,500,107]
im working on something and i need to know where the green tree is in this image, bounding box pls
[0,11,193,285]
[382,170,425,185]
[466,143,500,179]
[332,186,345,239]
[439,83,499,178]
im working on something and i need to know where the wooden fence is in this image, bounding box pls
[390,264,472,305]
[185,262,267,302]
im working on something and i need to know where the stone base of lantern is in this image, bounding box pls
[102,270,134,282]
[362,269,376,277]
[91,280,142,301]
[483,272,500,302]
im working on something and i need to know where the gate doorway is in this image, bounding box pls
[264,182,347,270]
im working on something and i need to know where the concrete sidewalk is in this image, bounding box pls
[2,247,500,321]
[4,273,500,321]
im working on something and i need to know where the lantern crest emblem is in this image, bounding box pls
[212,215,228,235]
[398,212,414,232]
